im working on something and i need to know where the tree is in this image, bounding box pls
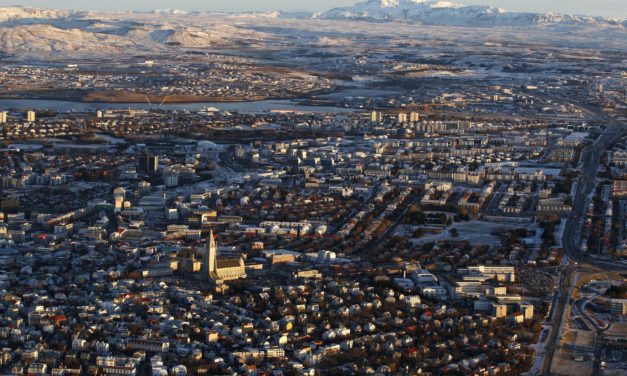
[413,228,426,238]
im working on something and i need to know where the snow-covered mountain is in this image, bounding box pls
[0,6,276,56]
[0,6,90,23]
[317,0,626,28]
[0,3,623,58]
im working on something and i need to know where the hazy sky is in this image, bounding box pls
[0,0,624,17]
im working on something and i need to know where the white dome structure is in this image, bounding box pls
[197,140,220,153]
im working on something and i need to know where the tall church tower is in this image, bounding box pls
[208,228,217,277]
[200,228,245,283]
[202,228,217,280]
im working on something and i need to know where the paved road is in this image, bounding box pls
[541,264,575,375]
[484,183,507,214]
[541,116,625,375]
[330,183,381,234]
[360,194,420,257]
[219,150,246,173]
[562,124,625,270]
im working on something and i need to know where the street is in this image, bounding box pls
[541,117,625,375]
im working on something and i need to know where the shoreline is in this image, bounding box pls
[0,87,340,105]
[0,94,275,105]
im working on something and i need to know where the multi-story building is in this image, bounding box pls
[610,299,627,315]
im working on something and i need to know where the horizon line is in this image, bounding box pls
[0,3,623,19]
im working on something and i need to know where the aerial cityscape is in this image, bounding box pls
[0,1,625,375]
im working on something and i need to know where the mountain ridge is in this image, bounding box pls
[0,3,624,28]
[315,0,626,27]
[0,3,623,58]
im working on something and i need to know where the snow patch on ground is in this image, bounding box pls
[407,220,533,246]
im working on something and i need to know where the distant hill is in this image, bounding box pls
[315,0,626,28]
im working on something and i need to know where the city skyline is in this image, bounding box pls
[0,0,625,17]
[0,0,625,373]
